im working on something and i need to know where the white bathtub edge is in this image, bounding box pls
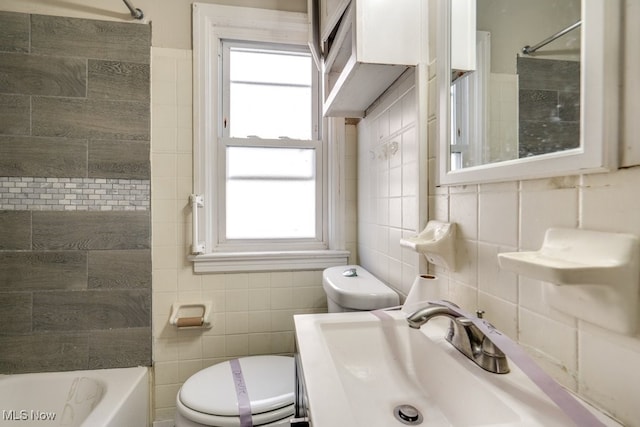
[81,366,150,427]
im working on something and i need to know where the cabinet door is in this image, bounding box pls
[320,0,351,43]
[451,0,476,71]
[356,0,421,65]
[308,0,322,69]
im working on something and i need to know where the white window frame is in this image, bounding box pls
[191,4,349,272]
[220,39,323,249]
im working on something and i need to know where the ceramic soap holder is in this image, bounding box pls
[400,221,456,271]
[498,228,640,335]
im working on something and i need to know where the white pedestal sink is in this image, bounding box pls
[294,310,620,427]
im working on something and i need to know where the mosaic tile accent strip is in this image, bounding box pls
[0,177,149,211]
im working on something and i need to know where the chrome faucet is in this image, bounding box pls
[407,302,510,374]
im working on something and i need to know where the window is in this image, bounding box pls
[192,4,349,272]
[220,42,322,246]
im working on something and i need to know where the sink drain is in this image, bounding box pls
[393,404,423,425]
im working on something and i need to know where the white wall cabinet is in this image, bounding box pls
[451,0,476,72]
[319,0,351,45]
[317,0,422,117]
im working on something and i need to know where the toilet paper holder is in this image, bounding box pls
[169,301,213,328]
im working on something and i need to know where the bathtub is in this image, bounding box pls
[0,366,149,427]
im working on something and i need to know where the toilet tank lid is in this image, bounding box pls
[322,265,399,310]
[178,355,294,417]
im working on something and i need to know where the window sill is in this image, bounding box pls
[189,249,350,273]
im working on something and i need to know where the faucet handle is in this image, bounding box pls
[481,336,503,356]
[479,336,510,374]
[455,317,473,327]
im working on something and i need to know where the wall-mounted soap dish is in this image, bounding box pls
[498,228,640,335]
[400,221,456,271]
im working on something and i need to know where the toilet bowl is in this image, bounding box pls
[175,355,295,427]
[322,265,399,312]
[175,265,395,426]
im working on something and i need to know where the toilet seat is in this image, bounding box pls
[176,355,295,427]
[176,400,294,427]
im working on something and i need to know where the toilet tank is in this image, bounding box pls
[322,265,399,312]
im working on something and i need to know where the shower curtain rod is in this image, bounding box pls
[522,20,581,55]
[122,0,144,20]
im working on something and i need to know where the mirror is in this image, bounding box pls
[437,0,621,185]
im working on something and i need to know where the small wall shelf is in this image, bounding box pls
[401,221,456,271]
[498,228,640,335]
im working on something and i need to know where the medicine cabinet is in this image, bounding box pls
[437,0,621,185]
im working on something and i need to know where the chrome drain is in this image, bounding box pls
[393,404,423,425]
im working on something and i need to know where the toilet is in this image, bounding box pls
[322,265,399,312]
[175,265,396,427]
[175,355,295,427]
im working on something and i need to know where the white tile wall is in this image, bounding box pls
[358,69,421,297]
[520,177,579,250]
[579,324,640,423]
[423,53,640,425]
[356,4,640,422]
[151,11,640,425]
[427,165,640,424]
[150,47,354,422]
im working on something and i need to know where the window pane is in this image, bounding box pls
[228,147,314,179]
[227,180,316,239]
[226,147,317,239]
[227,45,313,140]
[230,83,311,139]
[231,48,311,86]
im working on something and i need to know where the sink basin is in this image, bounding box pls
[294,311,620,427]
[319,317,516,425]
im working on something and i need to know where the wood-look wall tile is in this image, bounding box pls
[33,289,151,331]
[85,289,151,329]
[0,333,88,373]
[519,89,558,121]
[0,94,30,135]
[32,97,149,141]
[31,15,150,64]
[559,91,580,122]
[517,57,580,92]
[0,292,32,334]
[88,60,149,101]
[0,210,31,250]
[88,139,150,179]
[519,120,580,157]
[0,251,87,291]
[88,250,151,289]
[0,136,87,178]
[0,12,29,53]
[32,211,150,250]
[0,53,87,97]
[33,291,85,332]
[88,327,151,368]
[0,11,153,374]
